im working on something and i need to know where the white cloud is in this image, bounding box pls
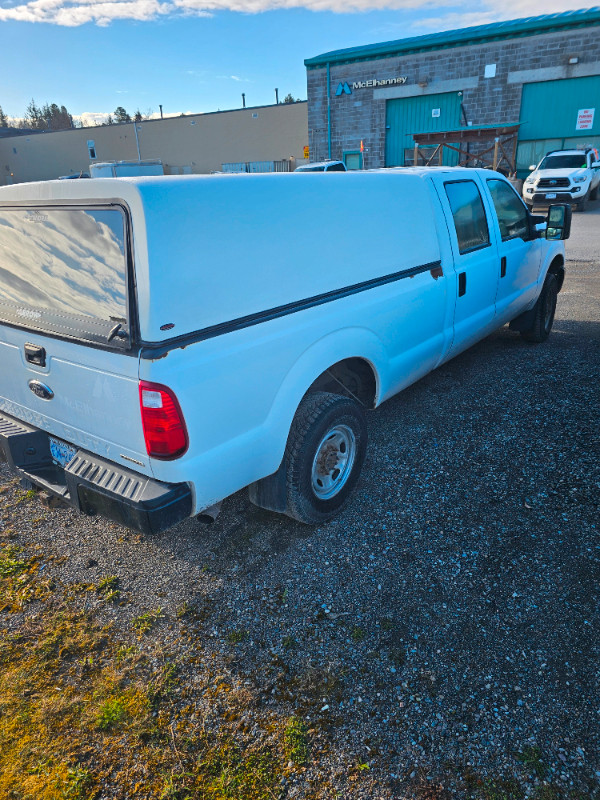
[0,0,590,26]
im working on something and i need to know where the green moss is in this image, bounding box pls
[284,716,310,766]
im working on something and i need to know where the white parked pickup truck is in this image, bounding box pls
[522,147,600,211]
[0,170,571,533]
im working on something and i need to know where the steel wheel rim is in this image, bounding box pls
[311,424,357,500]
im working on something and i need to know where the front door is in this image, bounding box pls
[484,177,542,322]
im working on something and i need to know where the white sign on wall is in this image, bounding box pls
[432,108,441,118]
[576,108,595,130]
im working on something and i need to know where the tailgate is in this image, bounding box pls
[0,203,149,471]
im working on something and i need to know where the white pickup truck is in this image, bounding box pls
[522,147,600,211]
[0,170,571,533]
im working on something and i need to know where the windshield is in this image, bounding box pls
[539,154,587,170]
[0,206,130,347]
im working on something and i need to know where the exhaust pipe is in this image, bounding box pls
[197,501,222,524]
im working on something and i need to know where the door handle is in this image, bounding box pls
[501,256,507,278]
[458,272,467,297]
[24,343,46,367]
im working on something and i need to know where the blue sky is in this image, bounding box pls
[0,0,582,123]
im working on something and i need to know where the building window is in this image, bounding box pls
[87,139,96,160]
[343,151,362,170]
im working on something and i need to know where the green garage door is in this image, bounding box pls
[385,92,463,167]
[517,76,600,177]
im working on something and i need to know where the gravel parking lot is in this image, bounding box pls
[1,204,599,799]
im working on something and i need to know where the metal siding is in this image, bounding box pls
[385,92,462,167]
[519,76,600,141]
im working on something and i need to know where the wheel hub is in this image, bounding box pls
[311,424,357,500]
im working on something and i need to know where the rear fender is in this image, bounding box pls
[257,327,385,478]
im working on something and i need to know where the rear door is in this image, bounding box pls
[0,204,148,470]
[432,175,499,357]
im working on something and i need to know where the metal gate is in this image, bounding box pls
[385,92,463,167]
[517,75,600,177]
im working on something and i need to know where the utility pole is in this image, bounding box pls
[159,104,163,119]
[275,88,279,104]
[242,93,246,108]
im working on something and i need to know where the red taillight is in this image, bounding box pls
[139,381,188,460]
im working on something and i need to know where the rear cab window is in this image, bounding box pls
[0,206,131,349]
[487,179,529,241]
[444,181,490,254]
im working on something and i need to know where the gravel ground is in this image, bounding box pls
[1,205,599,799]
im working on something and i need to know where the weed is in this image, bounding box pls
[227,629,249,644]
[0,545,30,577]
[282,635,297,650]
[284,717,309,766]
[160,772,193,799]
[532,787,563,800]
[351,626,365,642]
[357,763,370,771]
[132,607,164,635]
[516,745,548,779]
[196,737,279,800]
[62,764,95,799]
[96,576,120,603]
[96,697,127,731]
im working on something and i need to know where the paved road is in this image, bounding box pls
[565,198,600,262]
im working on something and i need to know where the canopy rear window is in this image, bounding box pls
[0,206,130,348]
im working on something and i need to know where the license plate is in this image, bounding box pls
[49,437,77,468]
[545,193,557,199]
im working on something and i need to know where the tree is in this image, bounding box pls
[114,106,131,124]
[24,98,44,129]
[133,109,142,122]
[283,93,296,104]
[40,103,73,130]
[22,99,73,130]
[0,105,8,127]
[106,114,114,126]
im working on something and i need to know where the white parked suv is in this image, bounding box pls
[523,147,600,211]
[0,170,571,533]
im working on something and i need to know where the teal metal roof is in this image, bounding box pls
[304,8,600,69]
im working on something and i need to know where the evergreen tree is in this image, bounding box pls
[114,106,131,123]
[0,105,9,127]
[133,109,142,122]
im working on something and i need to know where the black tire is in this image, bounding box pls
[283,391,367,524]
[590,184,599,201]
[576,192,589,212]
[521,273,558,343]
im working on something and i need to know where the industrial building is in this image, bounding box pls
[305,8,600,176]
[0,101,308,185]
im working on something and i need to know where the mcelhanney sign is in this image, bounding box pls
[336,77,408,95]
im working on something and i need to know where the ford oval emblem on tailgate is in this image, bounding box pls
[28,380,54,400]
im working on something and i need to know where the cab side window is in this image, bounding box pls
[444,181,490,254]
[487,179,530,241]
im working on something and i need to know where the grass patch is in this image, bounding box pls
[284,716,310,766]
[132,607,164,635]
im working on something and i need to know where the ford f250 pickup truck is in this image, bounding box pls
[0,169,571,532]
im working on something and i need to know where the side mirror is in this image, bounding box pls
[546,204,572,241]
[529,164,537,171]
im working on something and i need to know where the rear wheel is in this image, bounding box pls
[284,391,367,524]
[521,274,558,343]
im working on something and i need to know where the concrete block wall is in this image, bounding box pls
[307,26,600,168]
